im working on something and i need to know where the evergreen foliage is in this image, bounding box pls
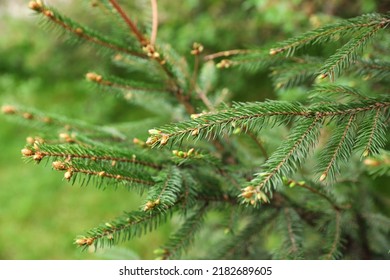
[2,1,389,259]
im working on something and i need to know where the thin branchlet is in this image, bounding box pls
[67,167,155,186]
[31,2,147,58]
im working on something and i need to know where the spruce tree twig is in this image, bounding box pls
[150,0,158,45]
[66,167,155,186]
[204,49,254,61]
[86,72,168,94]
[109,0,148,45]
[240,124,269,160]
[34,4,147,58]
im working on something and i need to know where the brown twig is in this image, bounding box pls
[109,0,148,45]
[150,0,158,45]
[204,49,253,61]
[291,179,350,211]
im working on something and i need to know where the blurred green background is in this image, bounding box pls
[0,0,384,259]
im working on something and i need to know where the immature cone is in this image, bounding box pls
[75,28,83,35]
[1,105,16,114]
[33,151,44,163]
[191,128,199,136]
[318,73,328,79]
[241,186,255,199]
[86,72,103,82]
[362,149,370,157]
[75,237,94,246]
[21,148,34,157]
[59,133,75,143]
[42,117,52,123]
[187,148,195,157]
[159,134,169,145]
[28,1,43,12]
[363,158,380,167]
[191,42,204,55]
[43,10,54,18]
[52,161,67,171]
[64,169,73,181]
[256,190,269,203]
[319,173,327,182]
[146,136,158,146]
[23,112,33,120]
[148,129,161,135]
[269,48,281,55]
[26,137,35,144]
[144,201,156,211]
[216,59,232,69]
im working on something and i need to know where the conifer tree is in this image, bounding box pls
[2,1,389,259]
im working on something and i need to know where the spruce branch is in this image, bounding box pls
[28,1,147,58]
[143,166,183,212]
[156,204,208,260]
[2,104,126,141]
[150,0,158,46]
[320,24,384,80]
[355,108,387,157]
[76,205,176,249]
[246,116,322,204]
[23,142,162,170]
[317,115,357,182]
[89,0,130,31]
[269,13,390,56]
[105,0,192,112]
[108,0,148,46]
